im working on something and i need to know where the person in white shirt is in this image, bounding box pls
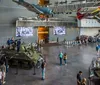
[0,69,2,85]
[0,62,6,84]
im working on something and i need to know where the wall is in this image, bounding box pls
[0,0,38,46]
[0,0,78,46]
[49,27,79,42]
[0,25,37,46]
[80,28,100,36]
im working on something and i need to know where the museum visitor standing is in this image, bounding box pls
[41,60,46,80]
[17,39,21,52]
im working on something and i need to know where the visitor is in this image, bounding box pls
[63,53,67,65]
[10,37,15,50]
[10,37,15,45]
[17,39,21,52]
[58,51,63,66]
[41,60,46,80]
[1,56,8,73]
[0,62,6,84]
[98,45,100,56]
[7,38,11,49]
[96,45,99,55]
[0,69,2,85]
[77,71,83,85]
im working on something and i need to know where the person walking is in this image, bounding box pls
[77,71,83,85]
[58,52,63,66]
[41,60,46,80]
[63,53,67,65]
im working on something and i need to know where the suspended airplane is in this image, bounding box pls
[12,0,53,20]
[77,7,100,20]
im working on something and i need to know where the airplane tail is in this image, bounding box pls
[77,13,85,20]
[91,7,100,14]
[77,8,86,20]
[12,0,24,4]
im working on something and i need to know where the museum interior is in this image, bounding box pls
[0,0,100,85]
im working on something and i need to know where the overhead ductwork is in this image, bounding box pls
[50,1,100,12]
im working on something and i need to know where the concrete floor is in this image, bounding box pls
[5,44,99,85]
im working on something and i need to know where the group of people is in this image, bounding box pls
[58,52,87,85]
[58,52,67,65]
[7,37,21,52]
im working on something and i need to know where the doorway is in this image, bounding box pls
[38,26,49,44]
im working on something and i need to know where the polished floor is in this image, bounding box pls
[5,43,99,85]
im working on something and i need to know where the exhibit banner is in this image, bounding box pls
[16,27,33,37]
[54,26,66,35]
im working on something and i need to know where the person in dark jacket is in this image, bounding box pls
[77,71,82,85]
[10,37,15,44]
[17,39,21,52]
[7,38,11,49]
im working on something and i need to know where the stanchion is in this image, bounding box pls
[71,41,72,46]
[74,41,77,45]
[76,41,78,45]
[69,41,71,45]
[73,41,75,46]
[33,64,36,75]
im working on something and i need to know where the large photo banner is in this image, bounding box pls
[54,26,66,35]
[16,27,33,37]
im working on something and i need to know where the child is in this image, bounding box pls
[81,78,87,85]
[63,53,67,65]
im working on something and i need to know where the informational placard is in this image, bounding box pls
[16,27,33,37]
[54,26,66,35]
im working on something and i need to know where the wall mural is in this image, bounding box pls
[16,27,33,37]
[53,26,66,35]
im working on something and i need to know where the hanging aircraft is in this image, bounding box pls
[77,7,100,20]
[12,0,53,20]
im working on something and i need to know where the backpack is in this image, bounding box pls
[41,62,45,69]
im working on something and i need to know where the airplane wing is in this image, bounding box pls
[12,0,44,14]
[31,4,44,14]
[32,4,53,15]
